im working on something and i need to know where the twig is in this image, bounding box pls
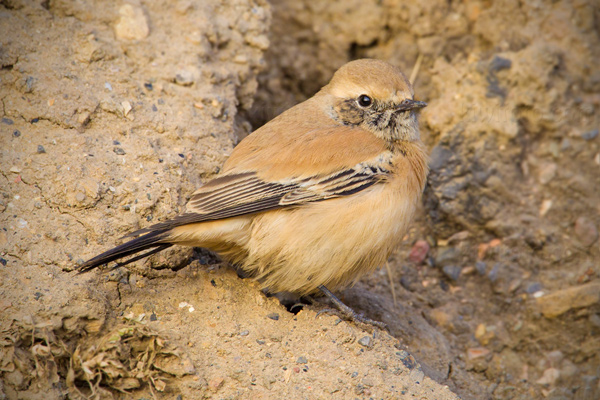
[385,261,397,307]
[410,53,424,85]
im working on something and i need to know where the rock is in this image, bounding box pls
[525,282,543,294]
[475,261,487,275]
[208,376,224,392]
[429,309,453,330]
[175,70,195,86]
[409,368,425,383]
[267,313,279,321]
[447,230,470,244]
[358,336,372,347]
[539,199,553,217]
[408,240,430,264]
[428,145,453,171]
[546,350,563,367]
[435,246,460,267]
[442,265,462,281]
[581,129,598,140]
[121,100,132,116]
[296,356,307,364]
[589,313,600,328]
[536,368,560,386]
[488,263,500,283]
[536,282,600,318]
[574,217,598,246]
[467,347,490,360]
[114,4,150,41]
[244,33,269,50]
[489,56,512,72]
[538,163,557,185]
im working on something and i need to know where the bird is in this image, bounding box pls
[78,59,429,327]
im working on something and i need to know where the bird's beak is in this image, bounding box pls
[395,99,427,111]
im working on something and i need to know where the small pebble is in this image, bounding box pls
[489,55,512,72]
[256,339,265,345]
[114,147,126,155]
[114,3,150,40]
[574,216,598,246]
[13,130,21,137]
[525,282,542,294]
[239,330,249,336]
[144,82,153,91]
[536,368,560,385]
[26,76,34,91]
[442,265,462,281]
[435,246,460,266]
[37,145,46,154]
[581,129,598,141]
[121,101,132,116]
[296,356,307,364]
[2,118,14,125]
[150,313,157,321]
[175,70,194,86]
[104,82,113,91]
[589,314,600,328]
[408,240,430,264]
[538,163,557,185]
[536,282,600,318]
[467,347,490,360]
[540,199,553,217]
[475,261,487,275]
[461,266,476,275]
[358,336,372,347]
[488,263,500,282]
[267,312,279,321]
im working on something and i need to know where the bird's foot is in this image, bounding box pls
[316,285,387,331]
[316,307,387,330]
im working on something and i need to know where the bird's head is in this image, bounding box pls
[322,59,426,142]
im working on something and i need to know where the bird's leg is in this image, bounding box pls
[316,285,387,330]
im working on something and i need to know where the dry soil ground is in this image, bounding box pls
[1,1,599,399]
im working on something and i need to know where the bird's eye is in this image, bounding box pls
[357,94,372,107]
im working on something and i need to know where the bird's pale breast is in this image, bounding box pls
[241,146,428,294]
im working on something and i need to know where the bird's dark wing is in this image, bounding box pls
[127,162,390,237]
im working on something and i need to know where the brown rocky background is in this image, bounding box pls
[1,0,599,399]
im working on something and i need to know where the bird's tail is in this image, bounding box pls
[78,229,173,273]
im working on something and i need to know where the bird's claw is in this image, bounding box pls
[316,306,387,331]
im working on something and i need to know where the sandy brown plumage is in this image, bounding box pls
[79,59,429,303]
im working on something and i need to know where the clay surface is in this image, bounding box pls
[1,0,599,399]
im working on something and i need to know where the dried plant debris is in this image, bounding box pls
[67,324,195,397]
[1,320,194,399]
